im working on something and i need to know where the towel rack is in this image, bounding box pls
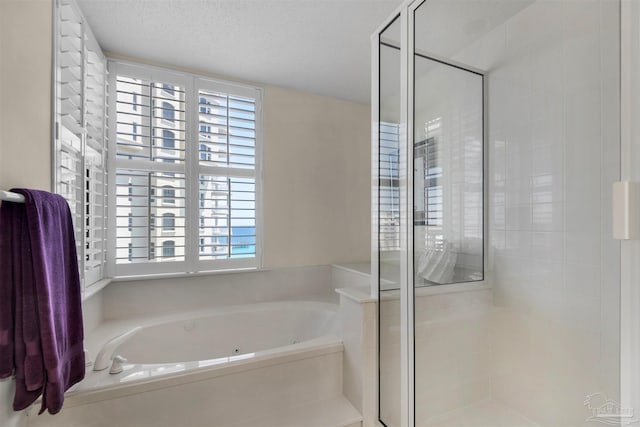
[0,190,25,203]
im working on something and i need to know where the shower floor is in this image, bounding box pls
[422,400,538,427]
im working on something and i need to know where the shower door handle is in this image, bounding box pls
[613,181,640,239]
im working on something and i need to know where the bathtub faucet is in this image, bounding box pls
[93,326,142,371]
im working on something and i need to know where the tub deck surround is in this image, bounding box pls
[28,343,355,427]
[66,336,343,407]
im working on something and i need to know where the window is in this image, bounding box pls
[162,240,175,258]
[162,213,175,231]
[162,84,175,96]
[161,101,175,122]
[199,143,211,161]
[110,60,262,276]
[162,186,175,204]
[162,130,175,148]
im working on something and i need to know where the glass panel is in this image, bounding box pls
[115,170,186,263]
[199,176,256,260]
[115,77,186,163]
[378,14,401,427]
[412,1,490,425]
[413,58,483,286]
[412,0,621,426]
[198,90,256,169]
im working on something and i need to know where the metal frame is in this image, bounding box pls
[373,1,487,425]
[372,4,406,426]
[620,0,640,417]
[372,3,411,426]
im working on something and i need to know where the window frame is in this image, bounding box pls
[107,59,263,278]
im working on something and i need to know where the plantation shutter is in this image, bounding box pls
[110,61,261,276]
[197,85,258,263]
[55,0,108,289]
[113,68,187,272]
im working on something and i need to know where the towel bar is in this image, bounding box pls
[0,190,25,203]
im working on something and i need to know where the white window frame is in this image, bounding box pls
[107,59,263,278]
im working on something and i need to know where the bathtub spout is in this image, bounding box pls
[93,327,142,371]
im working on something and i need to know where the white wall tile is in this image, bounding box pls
[485,0,621,424]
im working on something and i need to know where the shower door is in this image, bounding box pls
[412,50,486,426]
[375,0,623,426]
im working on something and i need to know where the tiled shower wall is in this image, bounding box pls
[457,1,621,424]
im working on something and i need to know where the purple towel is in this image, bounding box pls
[0,189,85,415]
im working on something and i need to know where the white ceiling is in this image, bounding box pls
[77,0,402,105]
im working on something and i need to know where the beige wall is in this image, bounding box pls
[0,1,52,426]
[262,85,370,268]
[0,0,52,191]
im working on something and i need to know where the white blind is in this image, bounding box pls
[115,77,186,163]
[55,0,108,288]
[198,88,257,261]
[110,62,261,275]
[115,170,187,263]
[56,0,83,264]
[114,74,187,265]
[84,34,108,285]
[198,91,256,169]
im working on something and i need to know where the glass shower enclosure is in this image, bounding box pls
[374,0,622,426]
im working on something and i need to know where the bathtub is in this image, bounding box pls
[27,300,348,426]
[116,301,337,364]
[68,301,341,399]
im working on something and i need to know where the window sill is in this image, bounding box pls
[83,278,113,301]
[111,267,267,283]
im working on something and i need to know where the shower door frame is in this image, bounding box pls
[371,2,411,426]
[372,1,488,426]
[620,0,640,418]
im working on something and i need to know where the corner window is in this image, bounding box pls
[110,60,262,276]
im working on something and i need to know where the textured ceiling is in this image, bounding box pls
[77,0,402,104]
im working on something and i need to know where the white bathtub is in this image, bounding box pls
[70,301,341,396]
[28,301,349,426]
[119,301,337,364]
